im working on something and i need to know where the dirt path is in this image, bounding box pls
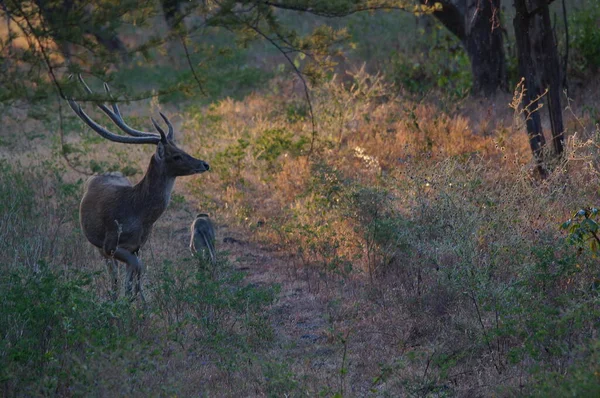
[214,222,352,394]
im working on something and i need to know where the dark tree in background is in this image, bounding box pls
[32,0,128,62]
[513,0,565,177]
[423,0,507,97]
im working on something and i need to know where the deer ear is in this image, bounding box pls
[155,141,165,160]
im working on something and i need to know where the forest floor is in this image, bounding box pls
[178,201,348,393]
[153,187,389,396]
[5,73,600,395]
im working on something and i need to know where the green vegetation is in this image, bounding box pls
[390,25,472,97]
[0,163,283,396]
[570,0,600,72]
[1,0,600,396]
[180,68,600,394]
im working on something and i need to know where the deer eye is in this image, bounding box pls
[172,154,182,161]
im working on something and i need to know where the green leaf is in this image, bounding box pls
[583,218,598,233]
[590,238,599,255]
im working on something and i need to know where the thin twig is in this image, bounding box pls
[260,1,411,18]
[339,329,351,397]
[179,33,207,96]
[423,349,435,379]
[11,2,67,99]
[208,0,318,154]
[468,290,501,374]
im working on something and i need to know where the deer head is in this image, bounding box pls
[67,74,209,176]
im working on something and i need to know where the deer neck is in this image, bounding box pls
[133,156,175,223]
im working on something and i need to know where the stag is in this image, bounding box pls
[68,75,209,300]
[190,213,216,264]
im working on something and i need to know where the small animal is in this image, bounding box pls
[190,213,216,264]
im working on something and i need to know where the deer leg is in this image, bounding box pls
[134,253,146,303]
[105,257,119,299]
[111,248,142,300]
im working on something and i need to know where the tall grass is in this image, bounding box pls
[183,70,600,395]
[2,67,600,395]
[0,159,284,396]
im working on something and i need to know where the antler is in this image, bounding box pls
[68,75,175,144]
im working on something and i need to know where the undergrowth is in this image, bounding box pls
[2,67,600,395]
[0,162,289,396]
[183,69,600,395]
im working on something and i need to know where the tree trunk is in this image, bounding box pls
[514,0,547,177]
[464,0,506,96]
[427,0,507,97]
[538,4,565,156]
[513,0,565,176]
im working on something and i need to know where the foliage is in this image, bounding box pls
[253,128,308,170]
[180,71,600,394]
[0,158,285,395]
[570,0,600,72]
[0,265,144,396]
[3,1,600,394]
[562,207,600,255]
[151,257,278,349]
[0,0,372,110]
[212,137,251,184]
[390,22,472,97]
[531,340,600,397]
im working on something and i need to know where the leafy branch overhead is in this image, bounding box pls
[0,0,435,105]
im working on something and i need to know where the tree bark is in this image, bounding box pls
[513,0,564,176]
[514,0,547,177]
[464,0,506,96]
[426,0,507,97]
[538,4,565,156]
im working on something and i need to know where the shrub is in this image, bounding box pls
[253,128,308,171]
[0,265,143,396]
[570,1,600,72]
[390,26,472,97]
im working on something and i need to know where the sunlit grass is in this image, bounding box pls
[2,67,600,395]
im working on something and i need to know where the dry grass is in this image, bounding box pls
[180,70,600,396]
[1,70,600,396]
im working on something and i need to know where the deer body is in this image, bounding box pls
[69,75,209,299]
[81,162,174,254]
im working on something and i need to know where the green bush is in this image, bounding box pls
[570,1,600,72]
[0,265,142,396]
[253,128,308,170]
[151,257,278,359]
[390,25,472,97]
[212,137,251,184]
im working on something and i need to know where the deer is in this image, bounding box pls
[67,75,209,300]
[190,213,216,264]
